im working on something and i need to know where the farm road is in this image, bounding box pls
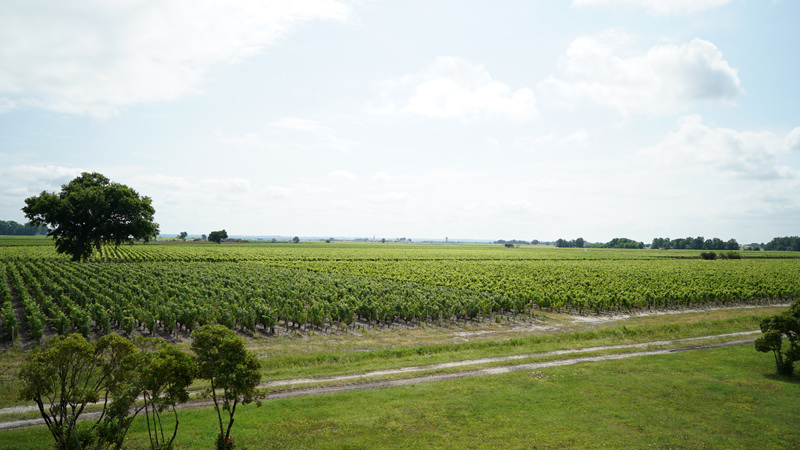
[0,331,759,431]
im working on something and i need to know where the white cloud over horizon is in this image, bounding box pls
[642,115,800,180]
[539,30,742,117]
[0,0,351,118]
[0,1,798,244]
[371,56,537,122]
[572,0,733,16]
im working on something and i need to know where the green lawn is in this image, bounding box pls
[2,344,796,450]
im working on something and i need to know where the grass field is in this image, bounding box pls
[1,344,796,450]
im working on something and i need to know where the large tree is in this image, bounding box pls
[22,172,159,261]
[208,229,228,244]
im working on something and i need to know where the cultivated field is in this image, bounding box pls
[1,238,798,449]
[1,239,798,343]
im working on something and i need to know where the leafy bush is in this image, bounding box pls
[700,252,717,260]
[718,251,741,259]
[755,299,800,376]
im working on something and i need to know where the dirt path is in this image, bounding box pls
[0,331,758,431]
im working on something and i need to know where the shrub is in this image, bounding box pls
[755,299,800,376]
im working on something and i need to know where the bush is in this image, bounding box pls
[700,252,717,260]
[718,251,741,259]
[755,299,800,376]
[216,434,235,450]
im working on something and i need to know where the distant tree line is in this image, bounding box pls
[651,236,739,251]
[0,220,49,236]
[602,237,645,249]
[764,236,800,252]
[495,239,540,245]
[555,237,585,248]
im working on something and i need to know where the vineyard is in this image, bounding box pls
[1,239,799,342]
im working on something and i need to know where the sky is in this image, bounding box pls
[1,0,799,243]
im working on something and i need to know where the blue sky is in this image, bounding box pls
[1,0,798,243]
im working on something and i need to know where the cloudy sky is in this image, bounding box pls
[1,0,798,243]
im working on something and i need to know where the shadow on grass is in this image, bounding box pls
[763,373,800,384]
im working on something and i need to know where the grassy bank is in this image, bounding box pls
[0,306,784,411]
[1,344,796,449]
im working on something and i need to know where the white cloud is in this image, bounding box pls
[364,192,411,204]
[0,97,15,113]
[270,118,331,134]
[787,128,800,152]
[198,178,251,193]
[642,115,800,180]
[371,171,395,184]
[0,165,84,199]
[513,130,589,152]
[269,117,358,152]
[329,170,358,183]
[213,129,264,148]
[137,174,251,198]
[0,0,351,118]
[263,186,292,199]
[539,30,742,117]
[372,56,537,122]
[0,165,85,221]
[572,0,733,16]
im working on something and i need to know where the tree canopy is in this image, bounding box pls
[18,333,137,450]
[191,325,263,448]
[22,172,158,261]
[764,236,800,252]
[755,299,800,376]
[208,230,228,244]
[604,238,645,249]
[651,236,739,251]
[555,237,585,248]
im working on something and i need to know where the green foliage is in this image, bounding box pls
[1,243,799,340]
[17,333,194,450]
[555,237,584,248]
[215,434,235,450]
[126,338,195,450]
[22,172,158,261]
[208,230,228,244]
[652,236,739,250]
[191,325,263,446]
[764,236,800,251]
[754,299,800,376]
[700,251,717,260]
[17,333,137,450]
[0,220,48,236]
[604,238,644,249]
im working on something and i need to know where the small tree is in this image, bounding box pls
[191,325,263,449]
[178,231,188,241]
[208,230,228,244]
[292,236,300,244]
[755,300,800,376]
[18,333,137,450]
[23,172,159,261]
[122,338,194,450]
